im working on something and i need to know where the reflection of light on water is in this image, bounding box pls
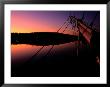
[54,41,78,52]
[11,41,79,64]
[11,44,42,64]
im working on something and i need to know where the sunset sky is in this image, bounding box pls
[11,11,100,34]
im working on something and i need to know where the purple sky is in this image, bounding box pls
[11,11,100,33]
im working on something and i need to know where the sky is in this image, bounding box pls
[11,11,100,34]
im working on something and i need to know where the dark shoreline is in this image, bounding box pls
[11,32,78,46]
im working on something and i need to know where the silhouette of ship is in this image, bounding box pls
[11,12,100,77]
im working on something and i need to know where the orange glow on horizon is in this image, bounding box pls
[11,11,60,33]
[11,11,79,35]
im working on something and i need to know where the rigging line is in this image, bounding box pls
[89,12,98,28]
[31,22,68,58]
[24,46,45,65]
[43,45,54,58]
[35,15,78,59]
[30,21,68,58]
[62,23,70,33]
[56,21,66,32]
[30,17,69,59]
[56,18,69,33]
[44,24,69,57]
[31,46,45,58]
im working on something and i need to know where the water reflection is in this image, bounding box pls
[11,41,79,65]
[11,40,100,77]
[11,44,41,64]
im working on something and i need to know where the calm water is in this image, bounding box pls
[11,41,99,77]
[11,41,79,65]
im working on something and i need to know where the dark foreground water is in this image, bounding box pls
[11,40,100,77]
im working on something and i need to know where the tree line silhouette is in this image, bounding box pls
[11,32,78,46]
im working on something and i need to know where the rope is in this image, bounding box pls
[89,12,98,28]
[42,22,70,58]
[43,45,54,58]
[30,18,69,58]
[31,46,45,58]
[56,21,66,32]
[62,23,70,33]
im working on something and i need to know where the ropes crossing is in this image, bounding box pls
[27,11,99,63]
[30,17,73,59]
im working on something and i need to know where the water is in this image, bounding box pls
[12,41,79,63]
[11,41,100,77]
